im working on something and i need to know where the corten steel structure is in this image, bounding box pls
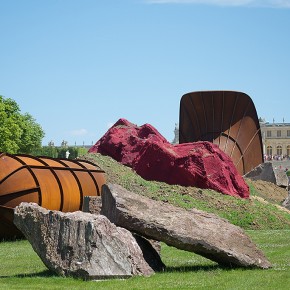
[179,91,264,175]
[0,152,106,239]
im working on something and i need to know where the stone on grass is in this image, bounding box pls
[101,183,271,269]
[245,162,289,188]
[82,195,162,255]
[14,202,164,280]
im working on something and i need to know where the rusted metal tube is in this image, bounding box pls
[179,91,264,175]
[0,152,106,240]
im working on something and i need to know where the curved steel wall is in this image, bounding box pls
[179,91,264,175]
[0,153,106,239]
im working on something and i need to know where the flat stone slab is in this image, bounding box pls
[82,195,162,255]
[101,183,271,269]
[14,203,162,280]
[245,162,289,188]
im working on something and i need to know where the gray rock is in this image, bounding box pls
[101,183,272,269]
[282,192,290,210]
[245,162,288,188]
[82,196,162,255]
[276,171,290,188]
[82,195,102,214]
[13,202,159,280]
[132,234,164,272]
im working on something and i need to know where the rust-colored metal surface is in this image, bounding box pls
[179,91,264,175]
[0,153,106,239]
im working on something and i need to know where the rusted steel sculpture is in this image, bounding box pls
[0,152,106,239]
[179,91,264,175]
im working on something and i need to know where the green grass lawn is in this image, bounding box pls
[0,230,289,290]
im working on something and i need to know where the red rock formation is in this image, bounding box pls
[89,118,249,198]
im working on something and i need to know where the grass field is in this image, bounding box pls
[1,153,290,289]
[0,230,290,289]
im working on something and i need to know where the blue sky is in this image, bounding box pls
[1,0,290,146]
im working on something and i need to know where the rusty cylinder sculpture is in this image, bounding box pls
[0,152,106,239]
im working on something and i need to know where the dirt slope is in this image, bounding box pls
[245,178,288,204]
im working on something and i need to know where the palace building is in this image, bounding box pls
[260,118,290,159]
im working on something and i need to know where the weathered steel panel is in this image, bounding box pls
[179,91,263,175]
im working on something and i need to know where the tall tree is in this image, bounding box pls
[0,95,45,154]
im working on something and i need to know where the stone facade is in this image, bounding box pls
[260,119,290,158]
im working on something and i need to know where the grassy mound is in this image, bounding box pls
[81,153,290,230]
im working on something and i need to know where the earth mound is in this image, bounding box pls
[89,118,249,198]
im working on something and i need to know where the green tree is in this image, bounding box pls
[0,95,45,154]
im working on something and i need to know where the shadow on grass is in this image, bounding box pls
[164,264,242,273]
[0,269,57,279]
[0,265,249,279]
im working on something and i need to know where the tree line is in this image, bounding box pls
[0,95,88,158]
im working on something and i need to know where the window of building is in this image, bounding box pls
[266,146,272,156]
[287,145,290,157]
[277,130,281,137]
[277,145,282,156]
[267,131,271,137]
[287,130,290,137]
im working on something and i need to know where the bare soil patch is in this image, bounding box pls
[245,178,288,204]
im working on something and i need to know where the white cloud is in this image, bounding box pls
[145,0,290,8]
[70,128,88,136]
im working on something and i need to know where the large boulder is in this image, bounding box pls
[245,162,289,188]
[282,193,290,210]
[82,195,162,255]
[101,183,271,269]
[14,203,164,280]
[89,118,249,198]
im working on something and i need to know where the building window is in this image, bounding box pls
[267,131,271,137]
[287,145,290,157]
[267,146,272,156]
[277,130,281,137]
[277,145,282,156]
[287,130,290,137]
